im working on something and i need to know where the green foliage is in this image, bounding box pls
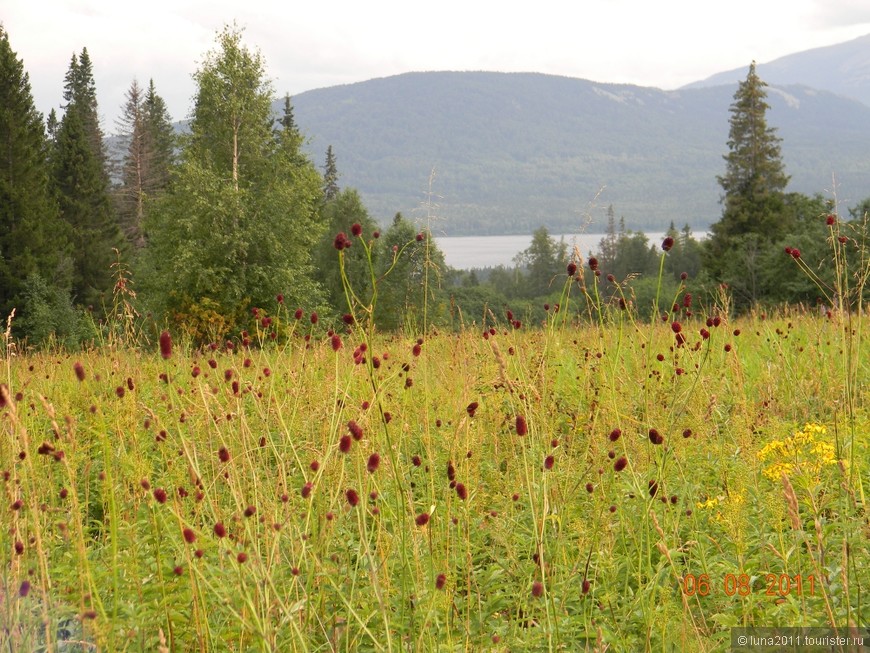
[322,144,339,202]
[512,226,568,298]
[140,25,325,339]
[17,273,90,347]
[53,49,122,309]
[115,79,175,249]
[707,62,791,285]
[315,188,380,317]
[373,213,448,331]
[0,26,71,321]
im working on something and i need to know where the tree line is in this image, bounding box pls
[1,26,867,347]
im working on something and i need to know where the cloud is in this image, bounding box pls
[808,0,870,28]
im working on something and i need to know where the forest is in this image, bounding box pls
[1,25,868,347]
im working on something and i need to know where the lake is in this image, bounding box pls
[433,232,673,270]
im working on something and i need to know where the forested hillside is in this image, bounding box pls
[291,71,870,234]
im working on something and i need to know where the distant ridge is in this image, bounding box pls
[290,69,870,235]
[682,33,870,107]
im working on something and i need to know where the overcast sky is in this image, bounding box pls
[4,0,870,132]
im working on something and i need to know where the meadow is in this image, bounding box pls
[1,243,868,652]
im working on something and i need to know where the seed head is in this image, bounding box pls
[339,435,352,453]
[159,330,172,359]
[366,452,381,473]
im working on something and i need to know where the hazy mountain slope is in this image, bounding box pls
[683,33,870,107]
[291,72,870,235]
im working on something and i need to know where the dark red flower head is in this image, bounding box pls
[588,257,598,271]
[515,414,528,436]
[614,456,628,472]
[366,452,381,473]
[333,232,350,250]
[345,488,360,507]
[567,262,577,276]
[73,361,86,382]
[415,512,430,526]
[351,222,363,237]
[159,330,172,359]
[662,236,675,252]
[648,428,664,445]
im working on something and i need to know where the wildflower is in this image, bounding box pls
[790,248,801,259]
[648,479,659,497]
[346,489,360,507]
[330,334,342,351]
[648,428,664,445]
[588,257,599,271]
[436,573,447,590]
[614,456,628,472]
[339,435,352,453]
[567,262,577,276]
[416,232,424,241]
[237,552,248,564]
[218,447,230,463]
[73,361,86,382]
[183,527,196,544]
[456,483,468,500]
[301,482,312,498]
[153,488,168,504]
[348,420,363,440]
[531,581,543,598]
[159,330,172,359]
[826,214,836,225]
[582,578,591,594]
[609,428,621,442]
[351,222,363,236]
[19,580,30,598]
[662,236,674,252]
[366,453,381,473]
[515,414,528,436]
[466,402,479,417]
[671,321,682,334]
[415,512,430,526]
[333,232,350,250]
[543,455,555,470]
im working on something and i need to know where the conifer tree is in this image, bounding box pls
[116,79,174,248]
[323,145,339,201]
[53,48,121,307]
[0,26,70,317]
[707,62,790,279]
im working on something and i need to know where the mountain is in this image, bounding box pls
[290,71,870,235]
[683,34,870,107]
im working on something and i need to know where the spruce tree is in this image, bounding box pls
[0,26,70,318]
[323,145,339,201]
[116,79,174,248]
[707,62,790,277]
[53,48,121,307]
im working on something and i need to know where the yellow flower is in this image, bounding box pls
[757,423,840,482]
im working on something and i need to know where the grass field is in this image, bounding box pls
[1,255,868,651]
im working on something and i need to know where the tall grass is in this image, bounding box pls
[0,220,867,652]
